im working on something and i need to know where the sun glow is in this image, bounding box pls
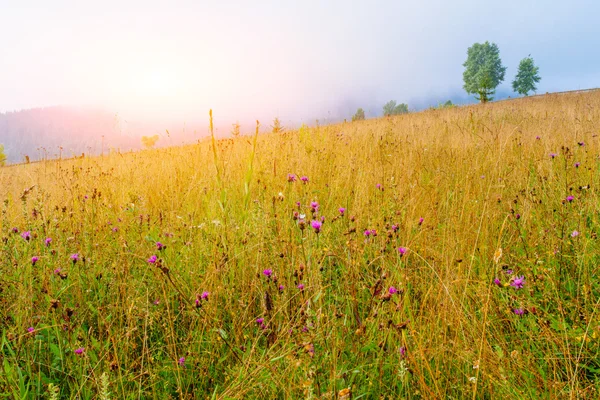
[135,69,179,97]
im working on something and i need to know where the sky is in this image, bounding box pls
[1,0,599,129]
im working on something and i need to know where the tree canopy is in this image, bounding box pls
[512,56,541,96]
[463,41,506,103]
[383,101,409,116]
[352,108,365,121]
[0,144,6,166]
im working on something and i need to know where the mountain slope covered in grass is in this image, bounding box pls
[1,91,600,398]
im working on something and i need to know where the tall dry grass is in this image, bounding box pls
[1,91,599,398]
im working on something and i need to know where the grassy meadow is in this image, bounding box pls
[2,91,600,399]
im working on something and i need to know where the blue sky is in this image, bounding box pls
[0,0,598,126]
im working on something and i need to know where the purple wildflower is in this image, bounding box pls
[391,224,399,232]
[575,162,580,168]
[54,268,61,275]
[74,347,85,355]
[156,242,165,250]
[578,141,585,146]
[550,153,557,159]
[389,286,398,295]
[287,173,297,182]
[70,253,80,263]
[111,227,118,233]
[376,183,383,190]
[147,255,157,264]
[11,227,19,234]
[418,217,424,225]
[535,136,541,140]
[263,269,273,277]
[310,201,319,212]
[513,308,525,316]
[300,176,309,183]
[364,229,372,237]
[339,207,346,215]
[571,230,580,238]
[21,231,31,241]
[27,327,35,333]
[153,299,160,305]
[493,278,502,287]
[278,285,284,292]
[31,256,39,266]
[297,283,305,290]
[311,220,322,234]
[178,357,185,367]
[201,291,209,300]
[504,269,513,275]
[397,247,407,256]
[510,275,525,290]
[399,346,407,358]
[566,195,574,202]
[256,317,264,325]
[44,237,52,247]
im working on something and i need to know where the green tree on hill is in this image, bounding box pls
[0,144,6,166]
[352,108,365,121]
[463,41,506,103]
[382,101,409,116]
[512,56,541,96]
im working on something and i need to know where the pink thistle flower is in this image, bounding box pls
[418,217,424,225]
[397,247,407,256]
[278,285,284,292]
[575,162,580,168]
[31,256,39,266]
[310,201,319,212]
[263,269,273,277]
[70,253,80,263]
[513,308,525,316]
[200,291,209,300]
[510,276,525,290]
[399,346,406,358]
[156,242,165,250]
[339,207,346,215]
[27,327,35,333]
[287,173,297,182]
[74,347,85,355]
[391,224,399,232]
[566,196,574,202]
[535,136,541,140]
[300,176,309,183]
[178,357,185,366]
[21,231,31,241]
[376,183,383,191]
[44,237,52,247]
[256,317,264,325]
[311,220,322,234]
[389,286,398,294]
[11,227,19,234]
[493,278,502,287]
[571,230,580,238]
[147,255,157,264]
[578,141,585,146]
[297,283,305,290]
[550,153,557,159]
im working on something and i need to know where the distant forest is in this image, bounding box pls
[0,107,204,163]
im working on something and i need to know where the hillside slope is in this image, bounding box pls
[1,92,599,398]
